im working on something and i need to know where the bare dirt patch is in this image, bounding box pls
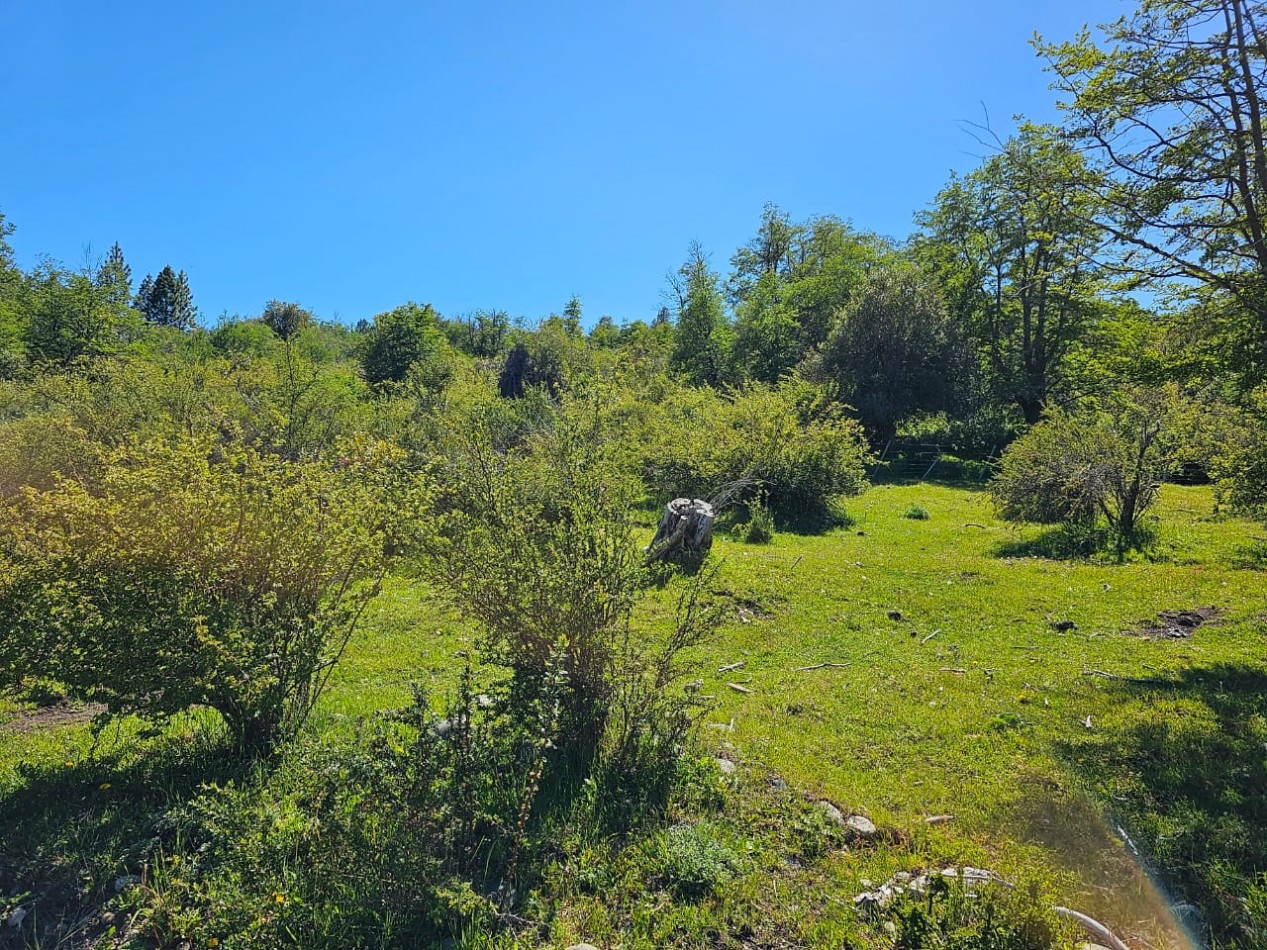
[1130,606,1222,641]
[3,701,104,734]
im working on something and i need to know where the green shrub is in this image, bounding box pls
[640,377,871,521]
[879,875,1070,949]
[0,438,397,748]
[903,504,931,520]
[990,387,1180,550]
[739,497,775,543]
[650,822,738,898]
[416,393,719,759]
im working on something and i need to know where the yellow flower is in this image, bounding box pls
[64,761,74,768]
[273,892,286,904]
[208,940,220,947]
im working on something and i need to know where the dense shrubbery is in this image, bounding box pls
[0,438,398,747]
[990,388,1182,550]
[639,377,871,521]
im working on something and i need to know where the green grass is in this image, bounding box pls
[3,483,1265,948]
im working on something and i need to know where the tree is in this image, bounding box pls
[443,308,509,358]
[96,242,132,309]
[917,125,1108,423]
[0,213,25,374]
[25,263,131,366]
[731,270,802,383]
[1037,0,1267,376]
[669,242,731,387]
[360,302,450,388]
[135,264,198,329]
[0,440,390,749]
[813,264,960,442]
[728,202,802,303]
[262,299,313,341]
[563,294,583,335]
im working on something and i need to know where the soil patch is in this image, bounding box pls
[1130,606,1221,640]
[3,701,104,734]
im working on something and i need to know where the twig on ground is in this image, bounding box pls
[794,661,851,672]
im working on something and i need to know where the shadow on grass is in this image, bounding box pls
[1054,663,1267,948]
[0,722,254,947]
[994,522,1160,562]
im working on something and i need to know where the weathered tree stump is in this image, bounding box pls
[647,498,715,562]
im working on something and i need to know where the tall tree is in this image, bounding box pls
[917,125,1108,423]
[728,203,803,303]
[732,270,801,383]
[1037,0,1267,376]
[669,242,731,387]
[25,263,130,366]
[0,213,25,372]
[135,264,198,329]
[97,242,132,309]
[813,264,960,442]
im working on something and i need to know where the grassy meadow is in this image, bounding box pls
[3,478,1265,948]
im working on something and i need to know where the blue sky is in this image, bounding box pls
[1,0,1124,326]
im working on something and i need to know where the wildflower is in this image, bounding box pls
[273,892,286,904]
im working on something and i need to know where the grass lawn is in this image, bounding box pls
[3,481,1265,948]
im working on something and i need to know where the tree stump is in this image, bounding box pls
[648,498,715,562]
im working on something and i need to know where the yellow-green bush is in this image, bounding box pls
[0,438,397,748]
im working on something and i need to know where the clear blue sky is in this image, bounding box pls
[1,0,1124,326]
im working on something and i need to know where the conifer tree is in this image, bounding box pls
[135,264,198,329]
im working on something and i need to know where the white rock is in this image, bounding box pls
[846,814,878,839]
[818,800,845,824]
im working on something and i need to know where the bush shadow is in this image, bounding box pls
[0,722,257,948]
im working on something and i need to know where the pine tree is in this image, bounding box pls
[97,242,132,308]
[136,264,198,329]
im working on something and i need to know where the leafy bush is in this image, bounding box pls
[990,387,1179,550]
[903,504,931,520]
[738,496,775,543]
[879,875,1070,950]
[640,377,871,522]
[1213,386,1267,520]
[0,438,397,748]
[416,392,718,758]
[650,822,739,898]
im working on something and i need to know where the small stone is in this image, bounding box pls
[924,814,954,825]
[113,874,141,893]
[7,906,27,928]
[567,944,601,950]
[716,757,736,775]
[818,800,845,824]
[845,814,878,839]
[768,775,787,790]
